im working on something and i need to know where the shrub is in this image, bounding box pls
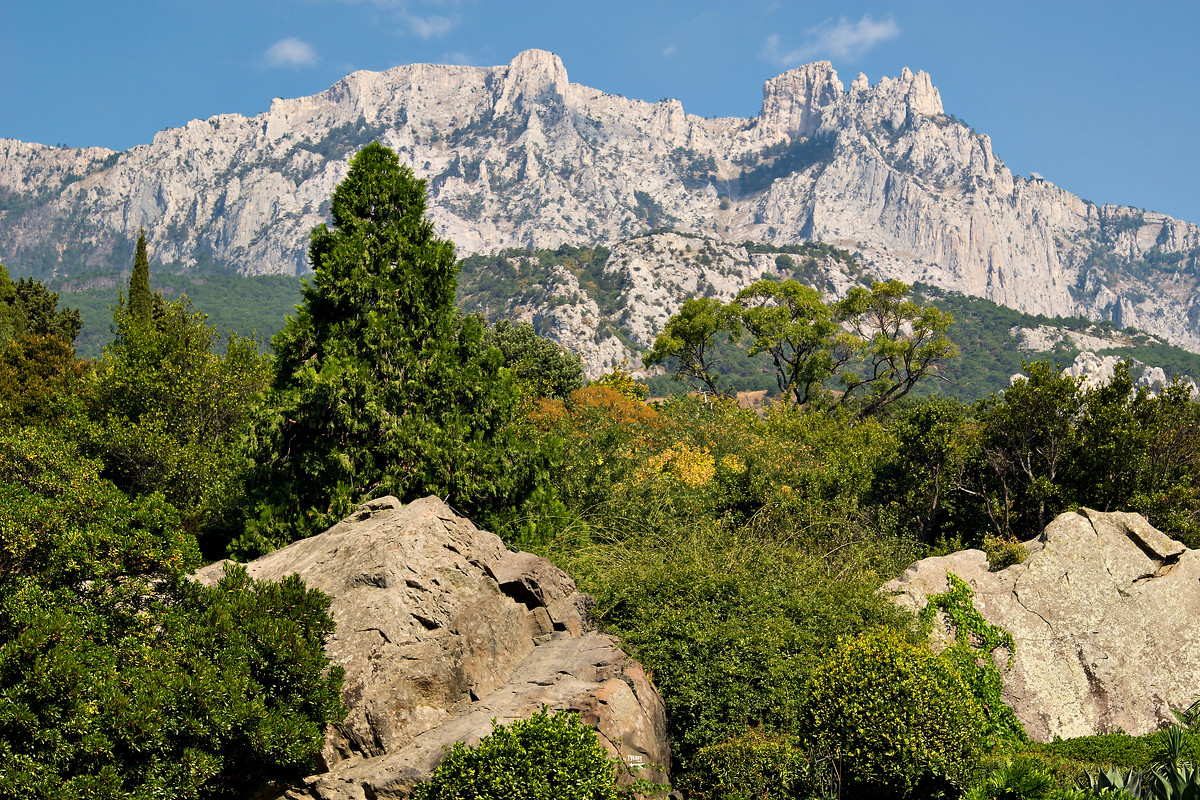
[415,708,619,800]
[798,628,990,799]
[682,730,822,800]
[0,427,345,799]
[964,757,1058,800]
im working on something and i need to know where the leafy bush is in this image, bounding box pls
[567,520,910,765]
[81,294,270,554]
[798,628,990,799]
[486,318,585,399]
[682,731,812,800]
[415,708,619,800]
[0,427,345,799]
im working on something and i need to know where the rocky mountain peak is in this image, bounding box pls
[845,65,944,134]
[758,60,843,141]
[493,48,571,115]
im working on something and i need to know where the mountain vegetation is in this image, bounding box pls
[4,142,1200,799]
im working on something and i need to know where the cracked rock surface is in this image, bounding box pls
[193,496,670,799]
[882,509,1200,742]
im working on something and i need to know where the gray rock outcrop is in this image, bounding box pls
[883,509,1200,741]
[193,496,670,799]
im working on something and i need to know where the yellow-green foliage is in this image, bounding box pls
[682,731,811,800]
[919,574,1025,745]
[799,628,990,799]
[415,708,619,800]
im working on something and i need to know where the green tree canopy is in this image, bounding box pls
[0,427,344,799]
[485,319,585,399]
[82,295,271,554]
[834,279,958,419]
[128,228,154,326]
[738,279,844,405]
[0,265,86,426]
[643,296,743,396]
[0,264,83,349]
[644,278,955,418]
[241,142,538,555]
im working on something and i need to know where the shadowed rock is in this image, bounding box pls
[194,496,670,799]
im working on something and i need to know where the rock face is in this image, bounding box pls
[5,49,1200,356]
[883,509,1200,742]
[193,496,670,799]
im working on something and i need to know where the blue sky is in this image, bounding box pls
[3,1,1199,223]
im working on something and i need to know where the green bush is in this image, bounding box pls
[414,708,619,800]
[798,628,990,799]
[570,522,910,765]
[0,426,345,799]
[682,730,822,800]
[1032,729,1200,772]
[964,757,1058,800]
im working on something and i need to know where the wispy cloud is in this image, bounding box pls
[316,1,463,38]
[764,14,899,67]
[400,10,457,39]
[662,44,678,57]
[440,50,477,65]
[265,37,318,68]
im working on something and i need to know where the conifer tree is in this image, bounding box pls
[129,228,153,325]
[239,143,537,555]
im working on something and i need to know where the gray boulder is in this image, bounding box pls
[883,509,1200,742]
[194,496,670,799]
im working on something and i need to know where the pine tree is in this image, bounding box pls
[239,143,538,555]
[129,228,153,325]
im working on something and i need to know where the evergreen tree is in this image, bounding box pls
[239,143,538,555]
[129,228,153,325]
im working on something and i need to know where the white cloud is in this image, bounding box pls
[314,1,462,39]
[265,37,318,68]
[662,44,678,57]
[439,50,476,65]
[401,11,457,39]
[764,14,899,67]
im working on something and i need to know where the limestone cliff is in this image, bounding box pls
[3,49,1199,355]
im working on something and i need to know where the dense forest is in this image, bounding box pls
[4,143,1200,799]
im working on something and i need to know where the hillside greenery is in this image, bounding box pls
[6,144,1200,799]
[49,272,305,360]
[41,239,1200,405]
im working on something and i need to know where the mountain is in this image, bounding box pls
[3,49,1200,367]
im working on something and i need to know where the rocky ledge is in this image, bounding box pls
[194,496,670,799]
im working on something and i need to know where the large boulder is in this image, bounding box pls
[883,509,1200,742]
[194,496,670,799]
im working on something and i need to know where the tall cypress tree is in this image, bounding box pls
[239,143,534,555]
[129,228,153,325]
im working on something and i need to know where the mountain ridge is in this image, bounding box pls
[3,49,1200,358]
